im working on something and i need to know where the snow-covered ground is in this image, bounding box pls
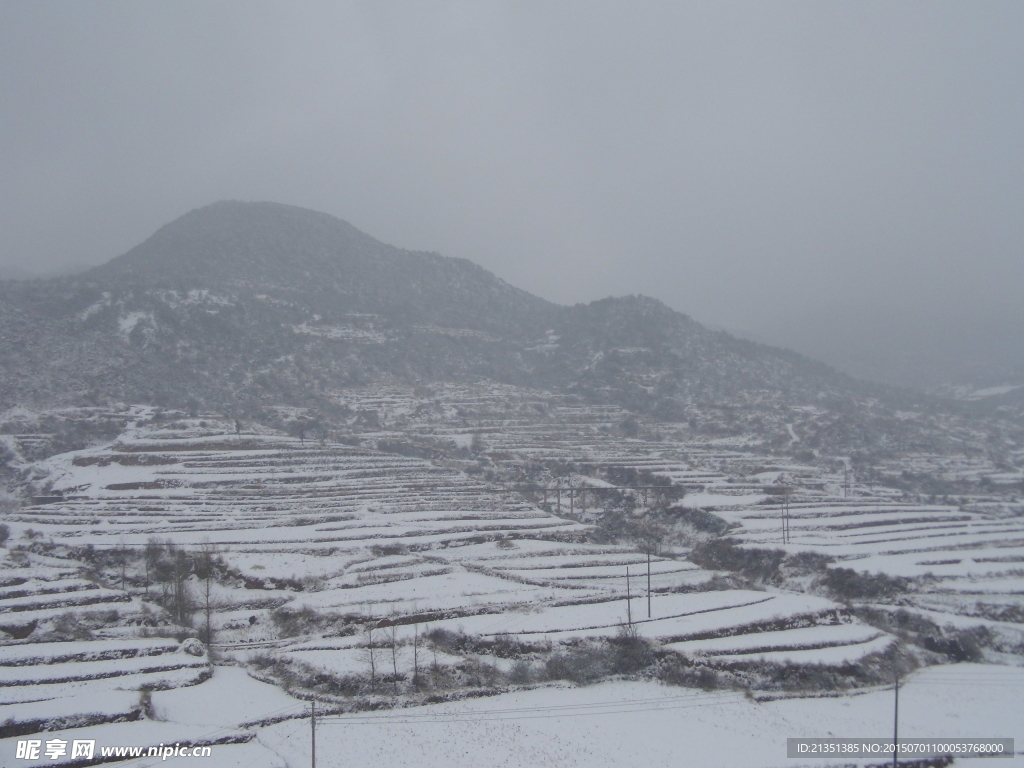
[253,665,1024,768]
[2,410,1021,766]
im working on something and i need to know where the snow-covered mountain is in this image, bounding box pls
[2,201,1019,460]
[0,204,862,415]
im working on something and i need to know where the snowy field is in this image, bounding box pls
[6,664,1014,768]
[251,665,1024,768]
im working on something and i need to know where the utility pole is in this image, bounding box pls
[311,699,316,768]
[413,623,420,690]
[646,551,652,619]
[626,567,632,626]
[786,493,790,544]
[892,657,899,768]
[780,491,791,545]
[781,496,787,545]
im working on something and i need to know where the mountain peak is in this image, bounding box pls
[97,200,376,281]
[81,200,556,335]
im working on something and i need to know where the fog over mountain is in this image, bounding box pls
[0,201,852,411]
[746,306,1024,393]
[2,3,1022,393]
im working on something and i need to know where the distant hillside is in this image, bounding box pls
[0,201,940,454]
[94,201,557,335]
[0,265,38,281]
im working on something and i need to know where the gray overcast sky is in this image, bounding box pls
[1,1,1022,337]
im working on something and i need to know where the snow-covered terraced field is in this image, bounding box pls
[7,423,740,633]
[2,407,1019,766]
[427,590,846,642]
[665,623,883,656]
[710,634,896,666]
[715,497,1024,629]
[10,427,589,552]
[6,420,898,660]
[0,550,213,751]
[719,499,1024,560]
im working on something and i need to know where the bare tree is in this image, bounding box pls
[194,542,218,646]
[635,517,666,557]
[364,624,377,690]
[412,623,420,690]
[115,538,129,591]
[386,619,400,694]
[165,544,193,627]
[144,538,162,597]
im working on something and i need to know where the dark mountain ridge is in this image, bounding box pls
[2,201,992,457]
[95,201,558,335]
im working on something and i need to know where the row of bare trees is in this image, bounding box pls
[100,539,220,643]
[363,620,423,692]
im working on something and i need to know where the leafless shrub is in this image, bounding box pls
[544,641,611,685]
[508,659,536,685]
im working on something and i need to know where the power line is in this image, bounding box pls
[317,691,747,725]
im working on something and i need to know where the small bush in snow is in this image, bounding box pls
[821,568,909,602]
[608,623,656,674]
[544,641,611,685]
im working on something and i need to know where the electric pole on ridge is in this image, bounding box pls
[626,566,632,626]
[892,654,899,768]
[647,550,652,619]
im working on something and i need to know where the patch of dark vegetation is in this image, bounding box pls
[0,620,37,639]
[249,646,509,701]
[855,607,1002,660]
[543,625,657,684]
[0,709,142,740]
[72,453,178,467]
[690,539,787,584]
[821,568,910,602]
[426,628,550,658]
[35,612,96,642]
[692,542,911,602]
[666,507,730,535]
[250,653,365,698]
[241,574,305,591]
[104,480,182,491]
[270,606,359,638]
[715,647,917,693]
[968,602,1024,624]
[661,642,921,697]
[783,551,835,577]
[369,543,409,557]
[654,654,741,691]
